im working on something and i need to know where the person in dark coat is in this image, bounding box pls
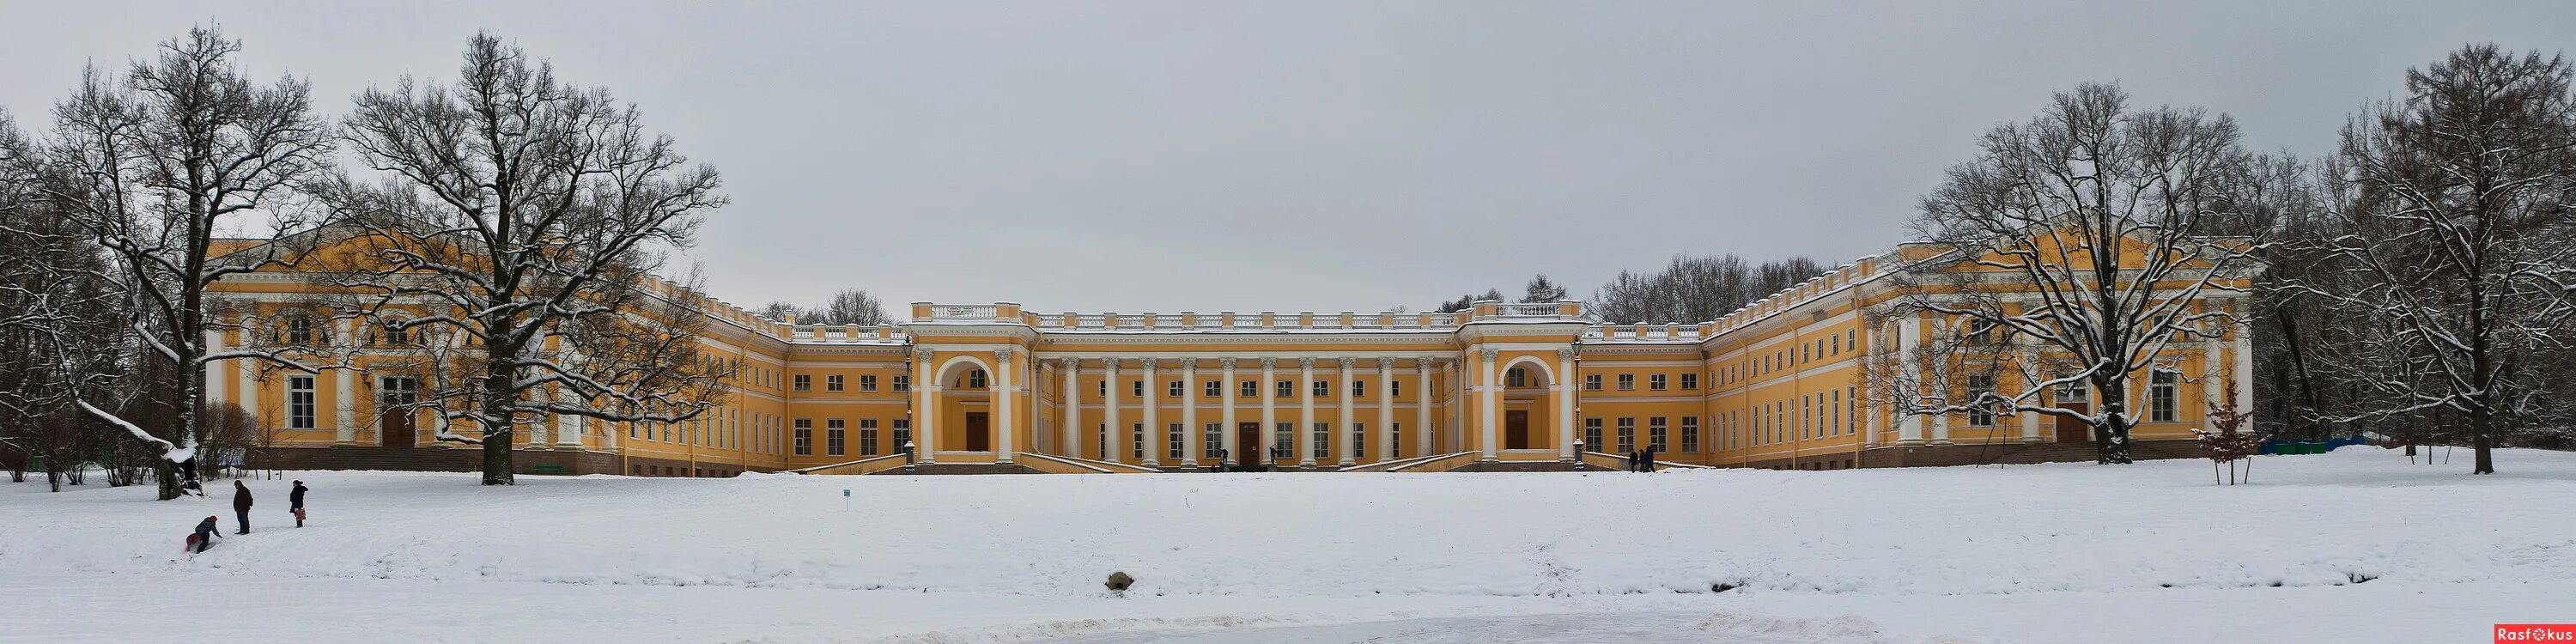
[289,480,308,527]
[231,480,253,534]
[192,515,220,553]
[1626,450,1639,472]
[1643,447,1657,471]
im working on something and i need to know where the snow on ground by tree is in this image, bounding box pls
[3,447,2572,643]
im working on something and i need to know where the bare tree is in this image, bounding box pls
[804,289,890,325]
[2294,46,2576,475]
[755,301,800,322]
[331,33,732,485]
[1588,254,1820,324]
[39,27,332,499]
[1887,82,2264,465]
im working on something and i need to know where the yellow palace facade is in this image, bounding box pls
[217,241,2255,477]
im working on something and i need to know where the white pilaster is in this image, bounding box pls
[333,320,356,445]
[1479,349,1499,461]
[2233,330,2255,428]
[1895,313,1924,446]
[1060,358,1079,458]
[203,329,227,406]
[1375,357,1394,463]
[1260,358,1278,462]
[994,349,1015,464]
[1415,359,1433,458]
[2019,374,2042,444]
[916,348,938,463]
[1182,359,1200,466]
[1104,359,1122,462]
[1336,357,1356,465]
[1220,358,1237,465]
[1297,357,1316,466]
[1556,348,1577,461]
[1142,358,1161,467]
[237,323,257,428]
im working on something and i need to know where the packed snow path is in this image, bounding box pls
[3,447,2571,643]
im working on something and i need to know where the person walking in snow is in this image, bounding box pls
[191,515,220,553]
[1643,447,1657,472]
[289,480,308,528]
[1625,450,1638,472]
[231,480,253,534]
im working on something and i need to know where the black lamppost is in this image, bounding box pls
[902,440,917,474]
[1573,439,1587,471]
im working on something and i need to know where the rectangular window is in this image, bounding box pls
[1132,423,1145,459]
[1585,374,1602,391]
[793,374,811,392]
[1312,380,1329,398]
[1681,416,1700,453]
[1205,380,1222,398]
[1830,389,1843,435]
[1584,417,1604,453]
[1831,334,1841,355]
[968,369,988,389]
[1241,380,1258,398]
[1277,380,1293,398]
[891,375,909,392]
[1167,380,1182,398]
[1168,422,1185,459]
[288,375,315,428]
[1850,386,1864,434]
[891,420,911,453]
[1680,374,1698,390]
[2151,371,2179,422]
[1352,380,1366,398]
[1132,380,1145,398]
[1616,417,1636,453]
[860,419,879,456]
[1506,368,1528,388]
[1617,374,1635,391]
[1352,423,1365,459]
[1097,424,1109,459]
[859,374,878,392]
[1649,416,1668,452]
[1649,374,1668,391]
[1274,423,1293,458]
[1390,380,1401,397]
[793,419,812,456]
[825,374,843,392]
[825,419,846,456]
[1967,374,1997,427]
[1205,422,1224,457]
[1312,422,1330,456]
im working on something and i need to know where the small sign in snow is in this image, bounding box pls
[842,489,851,497]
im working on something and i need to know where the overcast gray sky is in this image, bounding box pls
[4,1,2572,315]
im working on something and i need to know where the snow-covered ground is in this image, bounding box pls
[3,447,2571,643]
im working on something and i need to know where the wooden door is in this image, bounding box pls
[1237,423,1262,467]
[1505,410,1530,450]
[963,412,991,452]
[378,377,418,447]
[2055,402,2092,443]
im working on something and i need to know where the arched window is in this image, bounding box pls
[378,318,412,346]
[1505,368,1528,388]
[283,317,318,346]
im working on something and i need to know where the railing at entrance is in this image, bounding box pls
[790,453,909,476]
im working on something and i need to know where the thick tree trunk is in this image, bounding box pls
[481,361,516,485]
[2094,379,2135,465]
[2470,406,2496,475]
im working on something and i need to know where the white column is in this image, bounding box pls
[1479,349,1499,461]
[993,349,1015,464]
[238,323,258,428]
[1335,357,1356,465]
[1103,359,1122,462]
[1415,359,1433,458]
[1142,358,1161,468]
[2203,331,2226,416]
[1260,358,1278,463]
[333,320,356,445]
[1182,359,1200,466]
[1895,314,1924,446]
[1375,357,1394,463]
[1060,358,1079,458]
[915,348,938,463]
[1556,348,1577,461]
[2019,373,2042,444]
[1297,357,1316,466]
[203,329,228,407]
[1220,358,1238,465]
[1930,404,1952,445]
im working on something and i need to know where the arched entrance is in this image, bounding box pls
[930,355,999,462]
[1498,355,1558,457]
